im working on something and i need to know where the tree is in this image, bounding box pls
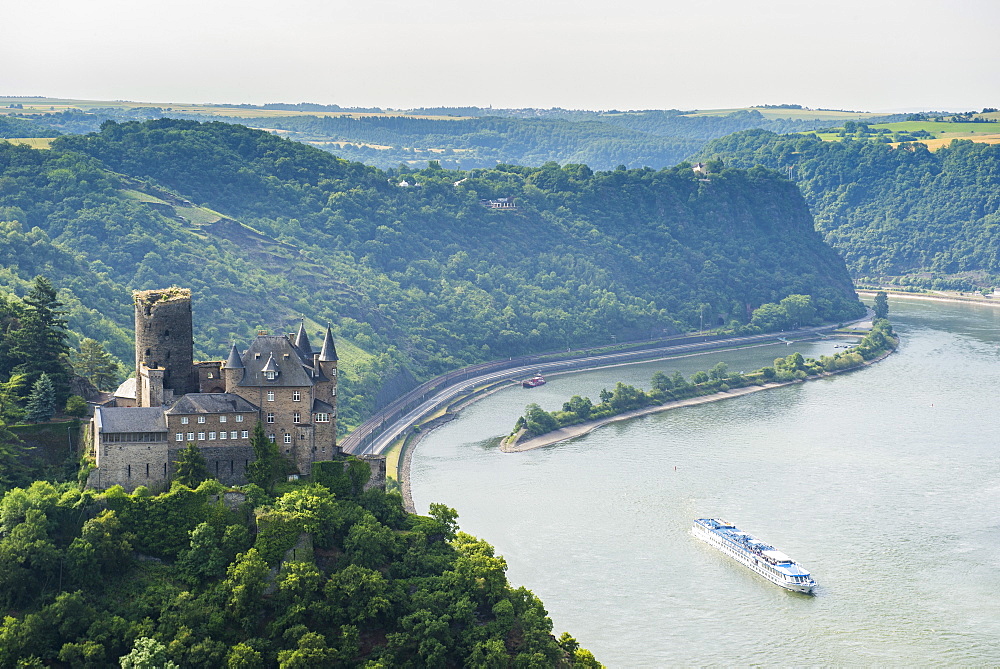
[120,637,178,669]
[562,395,593,420]
[750,302,790,332]
[873,290,889,319]
[64,395,87,418]
[709,362,729,381]
[0,374,27,424]
[71,338,121,391]
[779,294,816,328]
[174,443,209,488]
[523,403,558,437]
[8,277,70,403]
[0,418,29,492]
[24,373,56,423]
[651,371,673,392]
[246,421,278,492]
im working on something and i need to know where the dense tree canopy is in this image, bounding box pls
[698,131,1000,287]
[0,476,600,667]
[0,120,862,429]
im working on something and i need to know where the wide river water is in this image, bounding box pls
[410,298,1000,666]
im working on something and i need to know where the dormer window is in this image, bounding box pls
[265,371,277,381]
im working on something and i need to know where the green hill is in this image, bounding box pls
[0,119,863,428]
[697,130,1000,288]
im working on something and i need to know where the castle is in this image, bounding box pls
[90,288,340,490]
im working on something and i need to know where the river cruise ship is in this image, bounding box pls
[692,518,816,593]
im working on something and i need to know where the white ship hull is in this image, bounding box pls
[692,519,815,594]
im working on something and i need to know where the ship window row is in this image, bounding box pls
[102,432,167,443]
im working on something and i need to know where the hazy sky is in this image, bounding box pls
[3,0,997,111]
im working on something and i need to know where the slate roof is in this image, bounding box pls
[114,377,136,400]
[318,326,338,362]
[96,406,166,433]
[223,343,244,369]
[238,335,314,387]
[312,399,335,414]
[166,393,258,415]
[293,320,312,355]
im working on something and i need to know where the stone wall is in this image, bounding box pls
[168,444,255,486]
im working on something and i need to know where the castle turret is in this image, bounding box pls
[134,288,197,405]
[293,320,312,357]
[222,342,244,392]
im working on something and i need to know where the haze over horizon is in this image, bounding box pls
[3,0,997,113]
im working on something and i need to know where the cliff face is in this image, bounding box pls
[1,121,861,425]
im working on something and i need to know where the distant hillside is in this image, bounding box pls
[3,104,867,170]
[697,130,1000,288]
[0,119,862,427]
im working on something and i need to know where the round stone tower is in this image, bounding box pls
[134,288,197,404]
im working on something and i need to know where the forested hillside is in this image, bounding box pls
[0,473,600,666]
[7,106,852,170]
[697,131,1000,288]
[0,119,862,427]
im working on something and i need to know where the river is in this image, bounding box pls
[409,298,1000,666]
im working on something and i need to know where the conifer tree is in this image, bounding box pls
[72,338,121,391]
[24,372,56,423]
[9,277,70,404]
[0,417,29,492]
[247,421,279,492]
[174,443,209,488]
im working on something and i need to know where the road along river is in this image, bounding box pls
[409,298,1000,666]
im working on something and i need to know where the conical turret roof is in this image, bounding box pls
[318,326,338,362]
[293,319,312,353]
[223,343,244,369]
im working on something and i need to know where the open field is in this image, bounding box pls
[685,107,884,120]
[890,134,1000,151]
[0,96,467,120]
[0,137,54,149]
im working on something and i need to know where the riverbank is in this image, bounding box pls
[501,348,893,452]
[857,289,1000,307]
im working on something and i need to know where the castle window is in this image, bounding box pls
[331,387,336,396]
[284,433,291,444]
[230,431,238,439]
[236,415,244,422]
[146,463,150,478]
[220,415,227,423]
[268,434,275,443]
[187,432,195,441]
[241,430,249,439]
[293,412,300,423]
[209,431,216,440]
[175,433,183,442]
[331,369,337,377]
[207,372,213,379]
[220,431,227,440]
[127,464,131,479]
[197,432,205,441]
[292,391,301,402]
[315,413,330,422]
[266,412,274,423]
[181,417,189,425]
[198,416,206,424]
[267,391,275,401]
